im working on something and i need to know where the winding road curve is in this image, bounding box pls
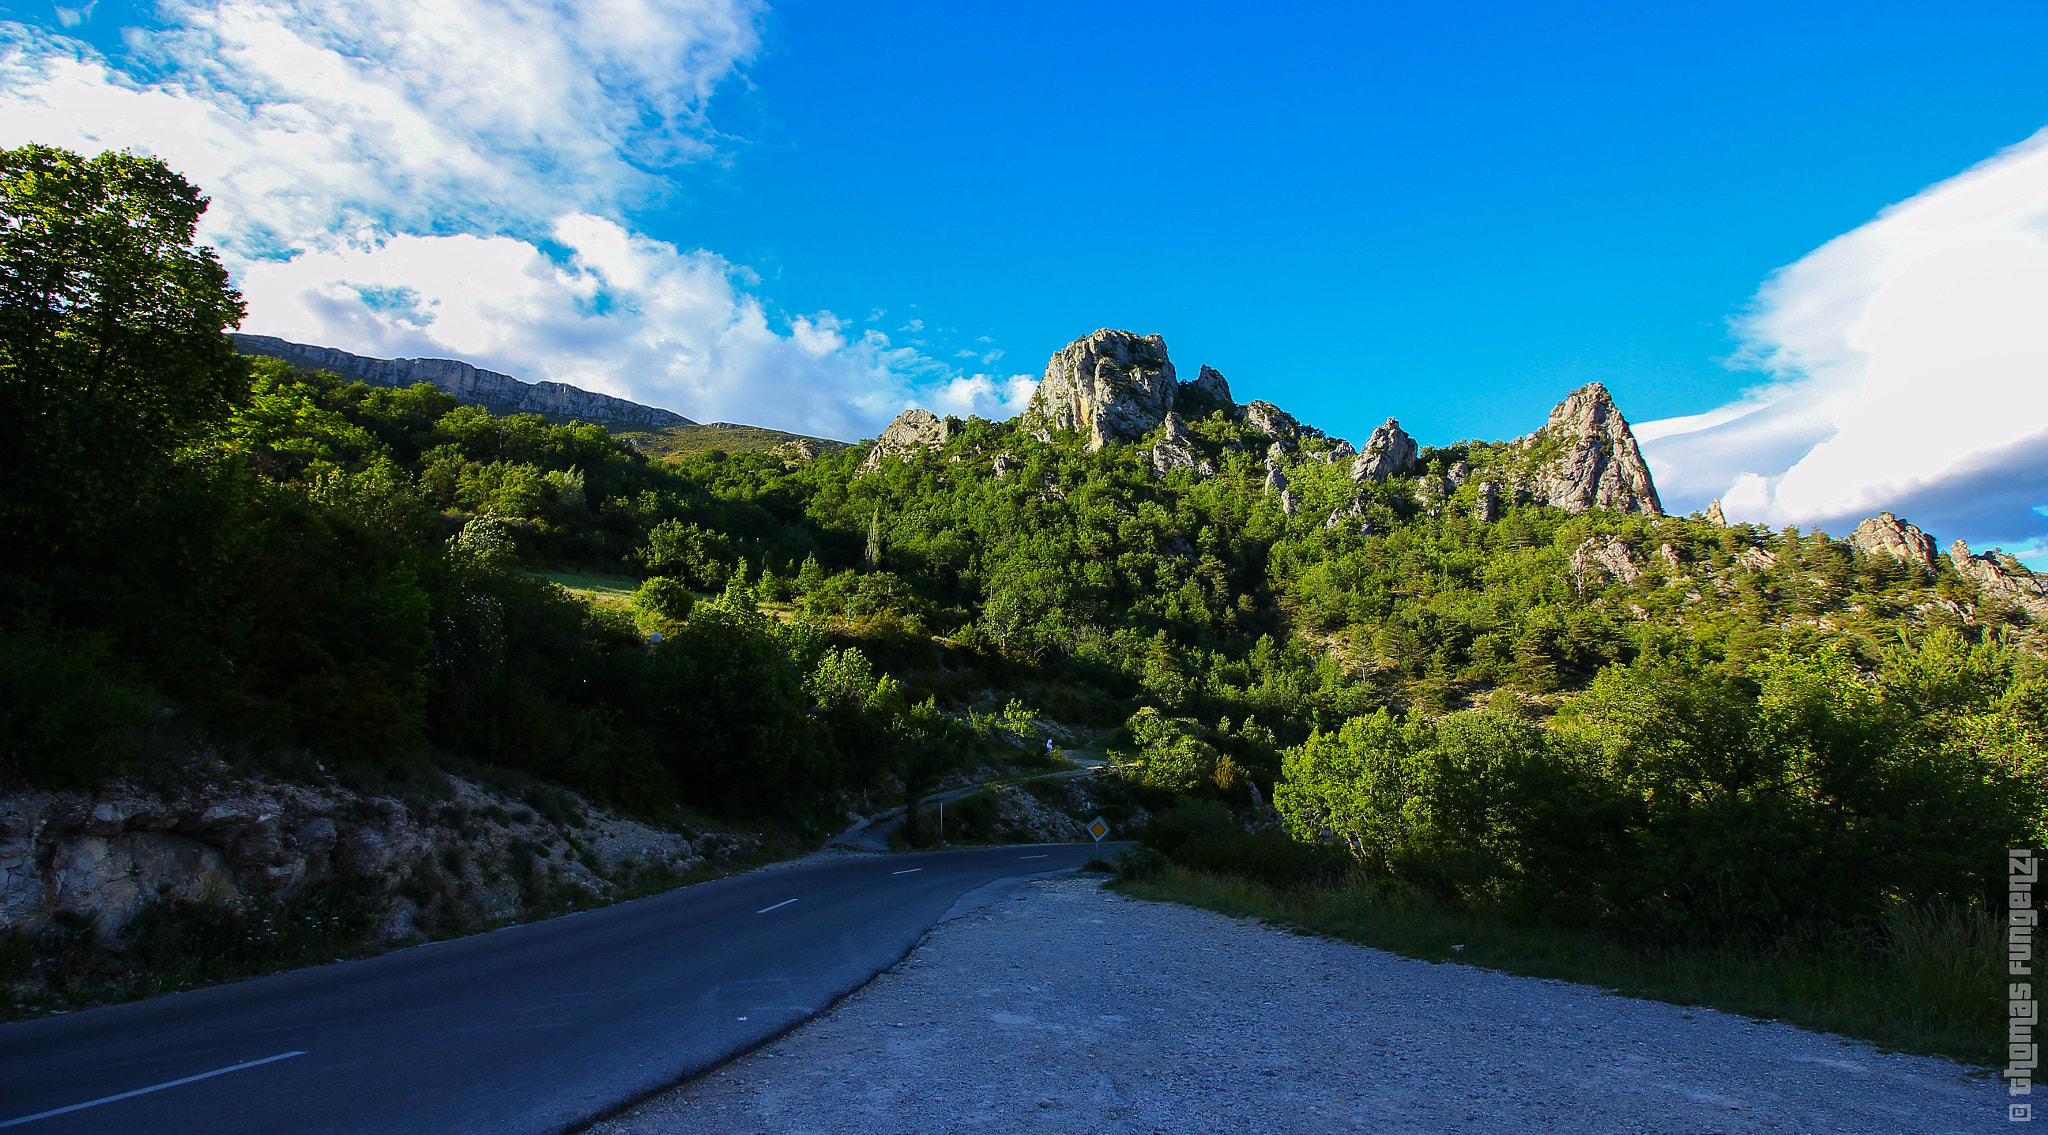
[0,843,1109,1134]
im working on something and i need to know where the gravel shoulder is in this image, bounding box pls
[590,876,2005,1135]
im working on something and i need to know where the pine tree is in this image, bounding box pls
[865,506,883,571]
[796,553,826,594]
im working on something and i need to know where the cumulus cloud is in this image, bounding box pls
[1638,127,2048,555]
[0,2,1034,436]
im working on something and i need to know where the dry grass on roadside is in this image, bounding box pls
[1114,865,2002,1068]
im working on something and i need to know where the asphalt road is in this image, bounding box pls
[0,843,1112,1134]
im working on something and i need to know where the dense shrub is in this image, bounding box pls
[1138,800,1346,890]
[1277,637,2036,940]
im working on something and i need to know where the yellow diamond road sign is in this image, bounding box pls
[1087,817,1110,842]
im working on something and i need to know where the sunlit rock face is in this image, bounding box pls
[1150,412,1213,479]
[860,409,957,473]
[1351,418,1419,483]
[1025,329,1179,451]
[1851,513,1938,575]
[1182,365,1234,408]
[1950,539,2048,621]
[1513,382,1663,516]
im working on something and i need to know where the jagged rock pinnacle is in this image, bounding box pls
[1351,418,1419,482]
[1950,538,2048,622]
[1512,382,1663,516]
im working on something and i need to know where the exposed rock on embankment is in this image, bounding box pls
[0,775,757,944]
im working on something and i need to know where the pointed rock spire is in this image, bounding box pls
[859,409,956,474]
[1350,418,1419,482]
[1513,383,1663,516]
[1183,365,1234,407]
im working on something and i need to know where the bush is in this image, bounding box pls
[1138,799,1344,890]
[1276,642,2033,940]
[632,576,695,623]
[1112,844,1168,880]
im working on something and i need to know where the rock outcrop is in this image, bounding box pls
[1150,412,1214,478]
[1473,480,1502,523]
[1704,499,1728,527]
[1241,401,1302,445]
[1183,365,1234,407]
[1350,418,1419,483]
[1,777,754,943]
[232,334,692,430]
[1262,443,1298,515]
[1950,539,2048,621]
[1263,443,1290,495]
[1851,513,1939,574]
[860,409,957,473]
[1324,498,1370,535]
[1509,383,1663,516]
[1736,546,1778,572]
[1568,535,1643,587]
[1024,329,1179,450]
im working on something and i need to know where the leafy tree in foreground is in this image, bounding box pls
[0,144,244,558]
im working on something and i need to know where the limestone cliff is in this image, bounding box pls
[1241,401,1303,446]
[1183,365,1234,408]
[1024,329,1179,450]
[1150,412,1213,478]
[233,334,692,430]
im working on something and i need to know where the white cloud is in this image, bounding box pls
[1639,127,2048,558]
[0,2,1031,437]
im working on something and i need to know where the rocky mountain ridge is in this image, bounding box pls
[875,328,1667,527]
[233,334,694,430]
[860,326,2048,628]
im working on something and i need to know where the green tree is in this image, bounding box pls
[0,144,246,554]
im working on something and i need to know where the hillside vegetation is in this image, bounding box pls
[2,145,2041,1055]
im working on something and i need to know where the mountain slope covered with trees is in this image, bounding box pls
[2,146,2040,1053]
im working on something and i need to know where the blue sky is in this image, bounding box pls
[4,0,2048,554]
[695,1,2048,439]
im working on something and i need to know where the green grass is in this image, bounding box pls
[613,422,851,461]
[528,569,641,601]
[1114,865,2003,1068]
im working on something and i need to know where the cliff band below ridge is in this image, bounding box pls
[232,334,693,430]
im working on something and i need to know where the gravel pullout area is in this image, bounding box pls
[590,876,2003,1135]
